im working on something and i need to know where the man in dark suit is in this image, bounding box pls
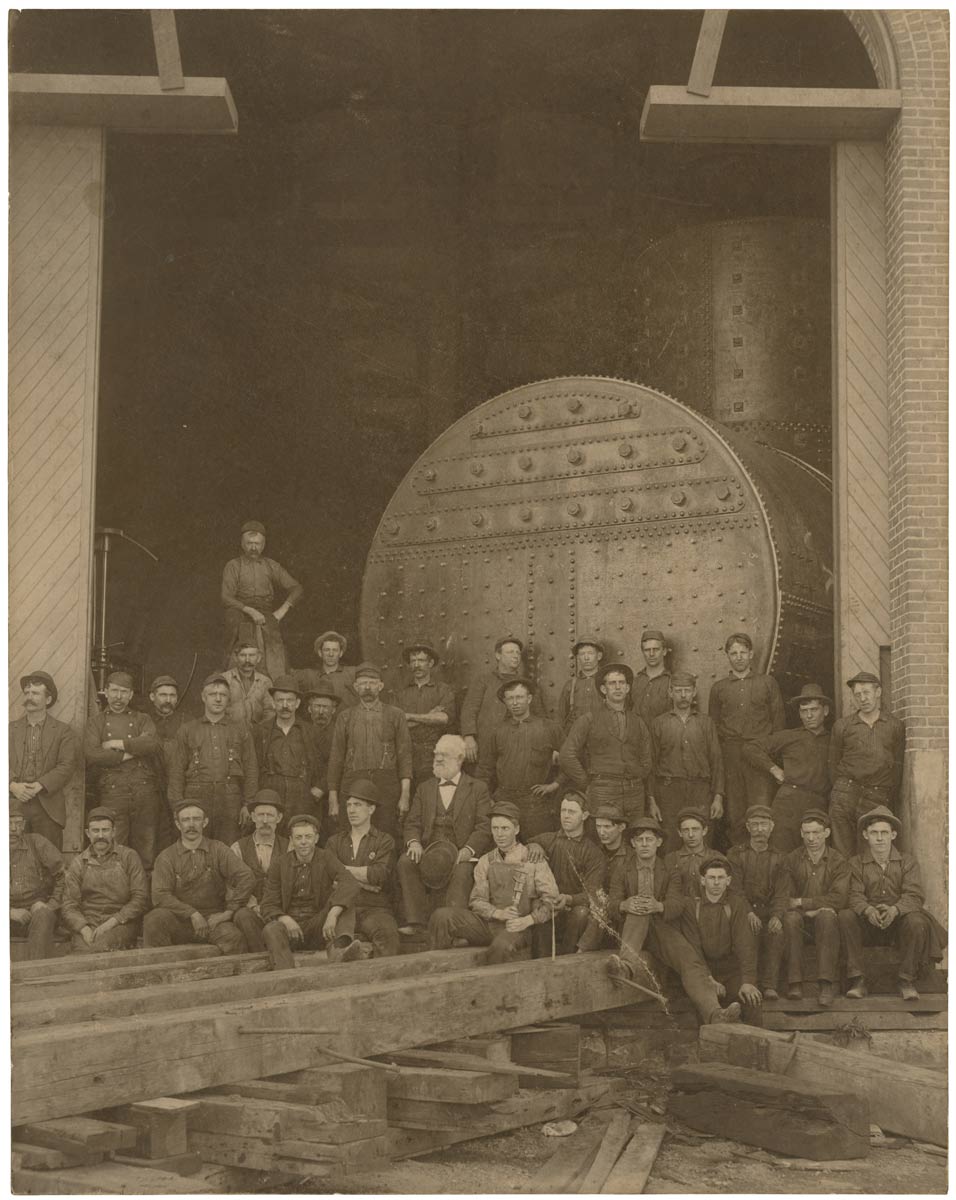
[397,734,492,935]
[9,670,78,849]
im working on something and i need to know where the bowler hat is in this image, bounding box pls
[268,674,301,697]
[489,800,521,824]
[419,840,459,890]
[640,629,666,645]
[345,777,380,806]
[788,683,832,707]
[203,671,230,689]
[86,806,117,825]
[241,520,266,535]
[288,813,320,832]
[857,804,902,834]
[494,636,524,653]
[250,789,284,813]
[744,805,774,821]
[627,816,663,838]
[670,670,697,688]
[846,671,881,689]
[596,662,634,689]
[315,630,348,654]
[572,636,604,655]
[497,675,536,702]
[354,662,382,681]
[593,804,627,824]
[20,670,57,705]
[800,808,830,827]
[304,679,342,704]
[107,670,135,690]
[676,806,709,828]
[149,675,178,692]
[403,642,440,665]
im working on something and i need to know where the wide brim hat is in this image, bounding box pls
[403,642,440,664]
[420,840,459,890]
[497,675,536,702]
[596,662,634,689]
[303,679,342,704]
[268,674,302,697]
[315,630,348,654]
[857,804,902,834]
[788,683,833,707]
[344,777,380,806]
[20,670,57,704]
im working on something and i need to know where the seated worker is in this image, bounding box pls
[9,798,64,960]
[726,805,788,1000]
[61,807,149,953]
[577,803,629,950]
[230,789,289,948]
[526,792,607,956]
[839,806,946,1001]
[144,801,257,954]
[259,813,364,970]
[663,808,712,899]
[605,818,742,1025]
[677,854,762,1013]
[324,778,401,958]
[429,800,560,963]
[397,734,492,936]
[781,809,848,1005]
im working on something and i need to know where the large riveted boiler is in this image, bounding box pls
[360,377,833,712]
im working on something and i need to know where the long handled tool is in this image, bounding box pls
[237,1027,401,1073]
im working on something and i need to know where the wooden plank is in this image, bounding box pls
[512,1023,581,1090]
[578,1110,633,1193]
[15,947,488,1026]
[149,11,184,91]
[383,1048,573,1080]
[9,74,238,135]
[11,942,218,980]
[112,1151,201,1176]
[10,1142,71,1170]
[763,1010,947,1032]
[529,1121,604,1192]
[386,1096,494,1130]
[13,955,259,1000]
[432,1034,513,1063]
[96,1098,197,1158]
[186,1131,336,1177]
[699,1024,947,1146]
[15,1117,137,1153]
[687,10,728,97]
[13,954,631,1124]
[387,1065,517,1104]
[13,1162,217,1194]
[602,1123,666,1193]
[190,1094,387,1145]
[763,994,947,1014]
[640,86,901,145]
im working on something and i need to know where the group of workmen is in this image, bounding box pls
[7,521,943,1020]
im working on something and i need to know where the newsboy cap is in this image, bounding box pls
[107,670,135,689]
[354,662,382,681]
[202,672,230,689]
[627,816,663,838]
[572,636,604,655]
[86,806,117,825]
[241,520,266,535]
[670,671,697,688]
[174,799,208,816]
[20,670,57,704]
[593,804,627,823]
[744,805,774,821]
[148,675,178,692]
[287,813,320,832]
[495,636,524,653]
[640,629,666,645]
[846,671,881,689]
[699,853,732,875]
[800,808,831,827]
[497,675,536,702]
[676,806,709,827]
[489,801,522,824]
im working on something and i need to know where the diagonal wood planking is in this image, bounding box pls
[831,141,891,714]
[9,125,104,845]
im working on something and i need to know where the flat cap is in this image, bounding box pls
[268,674,301,697]
[315,630,348,653]
[174,799,208,816]
[489,800,521,824]
[670,671,697,688]
[699,853,732,875]
[241,520,266,535]
[403,642,440,664]
[725,631,753,651]
[858,804,901,834]
[202,671,230,689]
[640,629,666,645]
[494,635,524,653]
[800,808,830,827]
[235,641,259,653]
[250,788,284,812]
[354,662,382,681]
[86,806,117,824]
[287,813,320,831]
[345,777,380,806]
[593,804,627,823]
[596,662,634,689]
[20,670,57,704]
[9,797,25,815]
[846,671,881,689]
[497,675,536,702]
[744,805,774,821]
[789,683,832,707]
[572,635,604,655]
[627,816,663,837]
[107,670,135,689]
[149,674,178,692]
[676,806,709,827]
[304,679,342,704]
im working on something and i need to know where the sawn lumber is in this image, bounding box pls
[380,1047,574,1079]
[10,943,219,980]
[601,1123,666,1193]
[577,1109,633,1193]
[12,952,633,1124]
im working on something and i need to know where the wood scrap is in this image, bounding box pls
[112,1151,201,1176]
[387,1065,517,1104]
[511,1023,581,1090]
[190,1094,387,1145]
[96,1097,197,1159]
[15,1116,137,1154]
[382,1047,575,1080]
[12,1161,217,1194]
[528,1120,604,1192]
[601,1122,666,1193]
[10,1142,73,1169]
[577,1109,633,1193]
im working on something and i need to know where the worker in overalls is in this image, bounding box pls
[253,675,319,826]
[221,519,303,680]
[83,670,163,868]
[167,673,258,846]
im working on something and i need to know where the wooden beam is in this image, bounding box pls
[12,953,634,1125]
[149,11,184,91]
[9,74,237,134]
[601,1123,666,1193]
[578,1110,633,1192]
[687,11,728,98]
[14,948,487,1030]
[11,943,218,980]
[640,86,901,145]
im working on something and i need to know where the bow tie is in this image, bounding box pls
[439,780,456,788]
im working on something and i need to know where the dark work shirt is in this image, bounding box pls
[829,710,905,793]
[650,711,725,791]
[289,857,320,918]
[726,843,788,918]
[221,554,302,609]
[168,716,258,804]
[151,836,255,917]
[680,891,757,983]
[476,715,563,798]
[632,670,672,725]
[743,726,830,795]
[559,707,653,790]
[10,833,63,908]
[258,718,312,780]
[325,827,397,910]
[664,845,708,901]
[708,672,785,741]
[783,846,849,911]
[327,701,413,791]
[459,669,546,745]
[530,830,606,907]
[557,672,604,731]
[848,847,926,917]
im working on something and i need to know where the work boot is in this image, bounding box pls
[327,935,364,963]
[786,982,803,1001]
[708,1002,742,1024]
[818,981,836,1007]
[899,980,920,1001]
[606,953,634,982]
[761,986,779,1002]
[399,923,424,936]
[845,976,868,999]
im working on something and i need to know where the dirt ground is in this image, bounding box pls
[322,1054,948,1196]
